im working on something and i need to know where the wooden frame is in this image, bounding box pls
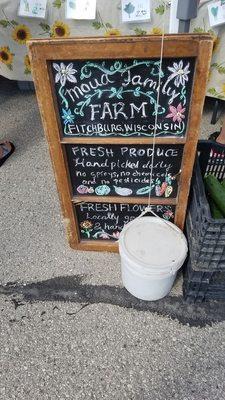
[28,34,213,252]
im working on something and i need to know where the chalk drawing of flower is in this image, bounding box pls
[80,220,93,230]
[112,231,120,239]
[166,103,186,123]
[163,210,174,221]
[167,60,190,87]
[99,232,110,239]
[53,62,77,86]
[62,108,75,124]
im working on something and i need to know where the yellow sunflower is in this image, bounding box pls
[150,27,163,35]
[24,54,31,73]
[221,83,225,96]
[51,21,70,38]
[0,46,13,65]
[12,24,31,44]
[213,36,220,53]
[104,28,121,37]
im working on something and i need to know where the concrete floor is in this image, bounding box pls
[1,77,225,400]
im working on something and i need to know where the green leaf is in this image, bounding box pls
[105,22,112,29]
[155,5,165,15]
[124,2,135,17]
[10,20,19,26]
[211,62,225,74]
[24,68,31,75]
[208,88,218,96]
[217,67,225,74]
[39,22,51,32]
[52,0,62,8]
[0,20,9,28]
[92,21,102,30]
[133,27,147,36]
[193,27,205,33]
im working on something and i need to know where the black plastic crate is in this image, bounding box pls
[186,140,225,271]
[183,256,225,303]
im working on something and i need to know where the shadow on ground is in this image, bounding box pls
[1,275,225,327]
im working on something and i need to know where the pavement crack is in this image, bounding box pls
[66,303,89,317]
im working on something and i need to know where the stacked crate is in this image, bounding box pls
[184,140,225,302]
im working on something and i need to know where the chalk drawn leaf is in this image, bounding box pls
[96,89,102,99]
[136,186,153,195]
[134,87,141,97]
[145,91,153,96]
[124,2,135,18]
[211,6,218,18]
[109,87,123,99]
[85,97,91,106]
[114,61,123,70]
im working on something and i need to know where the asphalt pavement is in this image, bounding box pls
[1,77,225,400]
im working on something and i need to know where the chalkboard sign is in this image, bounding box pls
[76,202,175,241]
[66,144,183,198]
[52,58,195,138]
[28,35,213,252]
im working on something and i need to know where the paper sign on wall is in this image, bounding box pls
[208,1,225,27]
[121,0,151,22]
[18,0,47,18]
[66,0,96,20]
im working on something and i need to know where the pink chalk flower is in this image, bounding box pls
[166,103,186,123]
[112,231,120,239]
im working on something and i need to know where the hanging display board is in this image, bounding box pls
[28,35,213,252]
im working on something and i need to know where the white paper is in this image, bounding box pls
[208,1,225,27]
[18,0,47,19]
[66,0,96,20]
[121,0,151,23]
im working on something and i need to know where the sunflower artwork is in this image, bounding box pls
[18,0,47,19]
[65,0,96,20]
[12,24,31,45]
[0,46,14,70]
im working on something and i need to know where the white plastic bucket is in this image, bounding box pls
[119,217,188,301]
